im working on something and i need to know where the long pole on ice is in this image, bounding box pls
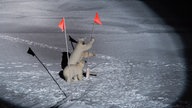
[90,23,95,40]
[27,48,67,97]
[64,19,69,64]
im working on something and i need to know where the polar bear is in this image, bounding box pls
[63,60,85,82]
[68,38,95,65]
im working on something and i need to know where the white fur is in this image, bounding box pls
[80,51,95,60]
[63,61,85,82]
[68,38,95,65]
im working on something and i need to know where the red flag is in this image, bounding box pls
[58,17,66,32]
[94,12,102,25]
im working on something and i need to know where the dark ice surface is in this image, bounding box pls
[0,0,190,108]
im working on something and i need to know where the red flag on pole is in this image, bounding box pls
[58,17,66,32]
[94,12,102,25]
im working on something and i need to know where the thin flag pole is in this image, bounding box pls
[27,48,67,97]
[58,17,70,64]
[87,23,95,75]
[90,23,95,40]
[91,12,102,40]
[35,55,67,97]
[64,18,69,65]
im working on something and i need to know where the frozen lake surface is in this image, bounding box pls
[0,0,187,108]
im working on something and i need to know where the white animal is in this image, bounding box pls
[63,60,85,82]
[68,38,95,65]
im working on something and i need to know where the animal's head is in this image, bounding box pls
[78,38,86,45]
[77,60,86,67]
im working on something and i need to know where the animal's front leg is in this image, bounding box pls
[83,38,95,51]
[77,72,83,81]
[66,77,72,83]
[73,75,78,81]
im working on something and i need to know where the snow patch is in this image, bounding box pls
[0,34,64,52]
[14,65,24,68]
[0,54,169,108]
[0,67,5,69]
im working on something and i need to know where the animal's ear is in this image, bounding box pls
[78,38,86,45]
[82,42,85,45]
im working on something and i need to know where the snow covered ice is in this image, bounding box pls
[0,48,184,108]
[0,0,188,108]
